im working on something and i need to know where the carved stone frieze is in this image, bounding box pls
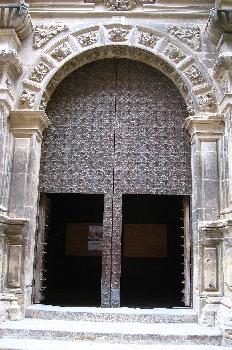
[108,28,129,42]
[198,92,217,113]
[30,61,51,83]
[51,43,72,62]
[213,54,232,80]
[33,25,69,49]
[168,26,201,51]
[104,0,137,11]
[163,44,186,64]
[20,90,36,109]
[76,32,98,47]
[138,32,158,48]
[184,65,205,86]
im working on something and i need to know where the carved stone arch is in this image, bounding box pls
[18,24,220,115]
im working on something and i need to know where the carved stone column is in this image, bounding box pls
[185,115,224,325]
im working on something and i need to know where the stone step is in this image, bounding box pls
[26,305,198,323]
[0,338,231,350]
[0,318,222,346]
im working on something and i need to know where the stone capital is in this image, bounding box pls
[184,115,224,138]
[9,110,50,139]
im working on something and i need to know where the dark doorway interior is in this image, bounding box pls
[120,194,186,308]
[43,193,104,306]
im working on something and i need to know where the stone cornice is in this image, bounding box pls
[184,114,224,137]
[0,1,33,41]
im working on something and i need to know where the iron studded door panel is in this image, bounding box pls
[39,59,191,307]
[111,60,191,306]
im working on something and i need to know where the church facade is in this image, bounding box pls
[0,0,232,343]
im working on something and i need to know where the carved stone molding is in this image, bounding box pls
[108,27,129,42]
[0,49,22,76]
[168,26,201,51]
[51,43,72,62]
[138,32,158,48]
[104,0,137,11]
[19,90,35,109]
[0,2,33,41]
[76,32,97,47]
[33,25,69,49]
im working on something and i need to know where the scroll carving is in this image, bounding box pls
[168,26,201,51]
[33,25,69,49]
[30,61,51,83]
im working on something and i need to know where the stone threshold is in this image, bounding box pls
[26,304,198,323]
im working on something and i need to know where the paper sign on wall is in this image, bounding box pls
[88,226,103,251]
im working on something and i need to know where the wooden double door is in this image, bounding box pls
[35,59,191,307]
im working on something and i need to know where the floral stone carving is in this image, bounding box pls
[168,26,201,51]
[33,25,69,49]
[163,44,186,64]
[30,61,51,83]
[51,43,72,61]
[108,27,129,42]
[20,90,35,108]
[198,92,216,112]
[139,32,158,48]
[185,65,205,85]
[105,0,137,11]
[76,32,97,47]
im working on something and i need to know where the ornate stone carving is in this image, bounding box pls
[33,25,69,49]
[198,92,217,112]
[39,95,48,111]
[30,61,51,83]
[168,26,201,51]
[108,27,129,42]
[163,44,186,64]
[20,90,35,108]
[185,65,205,86]
[51,43,72,62]
[76,32,97,47]
[139,32,158,48]
[105,0,137,11]
[0,49,22,75]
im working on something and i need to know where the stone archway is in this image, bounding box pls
[2,25,224,323]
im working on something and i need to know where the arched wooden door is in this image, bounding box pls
[35,59,191,307]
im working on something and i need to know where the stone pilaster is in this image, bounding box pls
[0,110,49,317]
[185,115,224,324]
